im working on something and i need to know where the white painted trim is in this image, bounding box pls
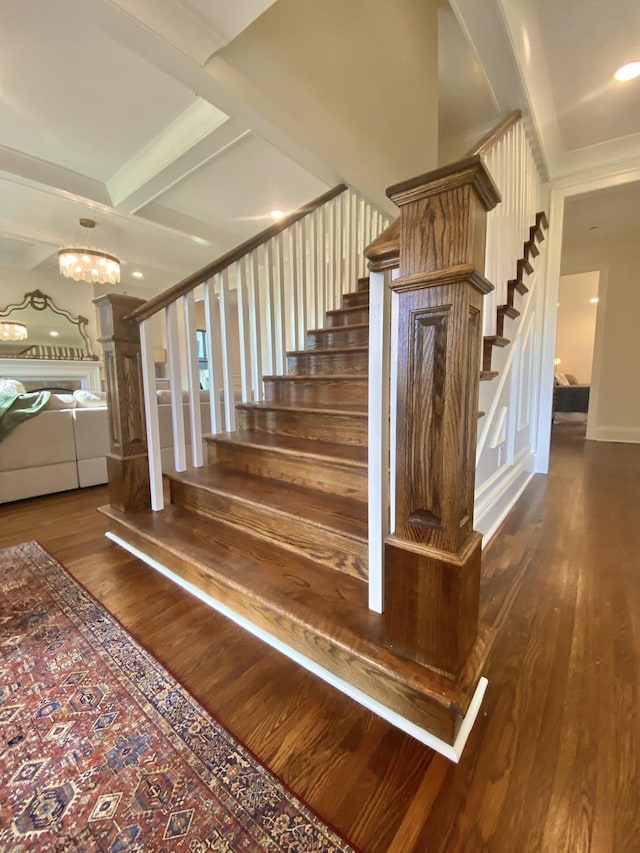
[475,451,534,546]
[590,427,640,444]
[105,531,487,762]
[0,358,102,393]
[585,265,608,442]
[367,269,390,613]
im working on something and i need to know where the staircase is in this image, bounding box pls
[97,111,548,760]
[101,271,481,751]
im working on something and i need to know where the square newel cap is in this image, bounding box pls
[386,155,501,212]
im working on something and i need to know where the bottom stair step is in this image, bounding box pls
[100,503,486,756]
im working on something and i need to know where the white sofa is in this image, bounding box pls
[0,391,212,504]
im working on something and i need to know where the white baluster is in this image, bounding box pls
[166,301,186,472]
[275,232,287,372]
[264,241,277,374]
[287,226,299,351]
[237,257,252,404]
[346,190,355,292]
[248,252,263,401]
[218,267,236,432]
[183,290,203,467]
[367,268,392,613]
[317,208,326,326]
[203,279,223,432]
[308,212,318,331]
[140,318,163,510]
[297,219,308,349]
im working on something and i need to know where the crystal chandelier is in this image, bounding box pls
[58,218,120,285]
[0,322,28,342]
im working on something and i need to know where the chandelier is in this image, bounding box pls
[0,322,28,342]
[58,218,120,285]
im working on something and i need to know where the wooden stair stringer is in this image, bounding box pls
[482,210,548,375]
[101,502,488,754]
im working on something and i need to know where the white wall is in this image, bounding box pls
[212,0,440,210]
[555,271,599,383]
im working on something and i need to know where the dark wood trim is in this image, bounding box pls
[94,293,150,512]
[129,184,348,324]
[466,110,522,158]
[364,217,400,271]
[386,156,501,212]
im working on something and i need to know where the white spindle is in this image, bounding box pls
[334,195,345,308]
[297,220,308,349]
[218,268,236,432]
[287,226,299,350]
[183,290,203,467]
[367,268,391,613]
[248,252,263,401]
[166,301,186,472]
[317,208,326,325]
[346,190,355,292]
[140,318,163,511]
[308,211,318,331]
[237,256,252,403]
[275,233,287,370]
[203,279,223,432]
[264,241,277,374]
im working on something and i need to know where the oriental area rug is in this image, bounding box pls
[0,541,355,852]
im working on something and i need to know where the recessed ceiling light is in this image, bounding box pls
[614,61,640,82]
[270,210,285,220]
[132,271,144,279]
[590,297,599,304]
[49,330,59,337]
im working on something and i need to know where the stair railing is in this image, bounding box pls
[475,112,542,337]
[96,185,391,514]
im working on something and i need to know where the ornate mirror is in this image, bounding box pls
[0,290,97,360]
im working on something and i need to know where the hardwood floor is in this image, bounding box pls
[1,424,639,852]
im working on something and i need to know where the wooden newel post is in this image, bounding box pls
[383,156,501,677]
[95,294,150,513]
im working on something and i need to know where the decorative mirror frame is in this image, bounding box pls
[0,290,97,360]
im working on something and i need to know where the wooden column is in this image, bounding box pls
[382,156,500,677]
[95,294,150,513]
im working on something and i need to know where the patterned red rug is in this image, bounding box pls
[0,541,356,852]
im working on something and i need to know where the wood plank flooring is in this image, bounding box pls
[1,423,639,852]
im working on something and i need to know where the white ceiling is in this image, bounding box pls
[562,180,640,258]
[450,0,640,178]
[2,0,639,303]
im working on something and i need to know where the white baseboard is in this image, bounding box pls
[590,426,640,444]
[106,531,487,763]
[475,458,534,547]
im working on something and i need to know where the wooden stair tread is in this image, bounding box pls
[168,464,368,540]
[480,371,499,381]
[101,503,475,725]
[326,305,370,317]
[286,345,368,358]
[497,304,520,319]
[484,335,510,348]
[508,279,529,295]
[306,322,369,335]
[263,372,367,382]
[236,401,368,416]
[206,429,368,467]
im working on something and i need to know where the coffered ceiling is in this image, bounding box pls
[2,0,639,300]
